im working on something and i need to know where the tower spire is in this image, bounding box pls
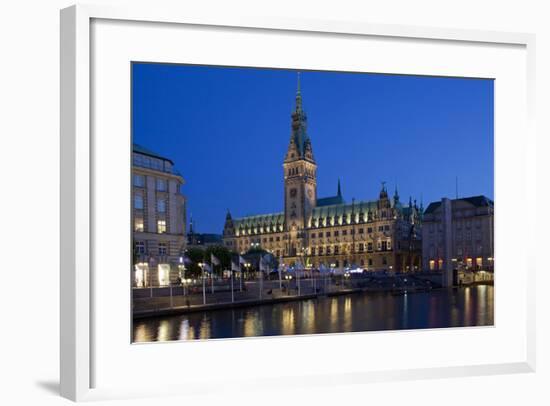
[394,184,400,203]
[337,178,342,197]
[295,71,302,112]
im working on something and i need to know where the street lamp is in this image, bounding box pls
[285,274,292,296]
[198,262,206,305]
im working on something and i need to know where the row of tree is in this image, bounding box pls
[184,245,277,278]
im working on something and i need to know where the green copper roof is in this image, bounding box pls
[312,200,378,219]
[317,195,345,207]
[233,212,285,230]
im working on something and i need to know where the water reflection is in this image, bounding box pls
[133,285,494,342]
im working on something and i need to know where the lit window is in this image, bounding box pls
[134,195,143,209]
[158,264,170,287]
[476,257,483,267]
[438,259,443,269]
[429,260,435,270]
[466,258,473,268]
[134,218,144,232]
[156,179,167,191]
[133,174,144,187]
[134,262,149,287]
[157,199,166,213]
[157,220,166,234]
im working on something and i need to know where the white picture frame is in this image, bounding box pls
[60,4,536,402]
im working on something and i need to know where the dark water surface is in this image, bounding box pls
[132,285,493,342]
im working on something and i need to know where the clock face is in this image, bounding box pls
[290,188,297,198]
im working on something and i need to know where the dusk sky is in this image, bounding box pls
[132,63,494,234]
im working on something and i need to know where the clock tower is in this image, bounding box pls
[283,73,317,257]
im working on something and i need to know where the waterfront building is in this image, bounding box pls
[422,196,494,286]
[223,76,422,272]
[132,144,187,287]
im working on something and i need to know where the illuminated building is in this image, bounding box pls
[132,144,187,287]
[222,75,422,272]
[422,196,494,285]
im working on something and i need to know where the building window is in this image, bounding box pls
[360,259,365,266]
[476,257,483,267]
[318,246,323,255]
[134,262,149,287]
[438,259,444,269]
[133,174,144,187]
[134,218,144,232]
[378,226,384,232]
[368,258,373,266]
[276,236,280,241]
[358,243,364,252]
[134,195,144,209]
[387,239,392,250]
[158,264,170,287]
[134,240,145,254]
[381,241,387,251]
[384,225,390,231]
[334,245,339,254]
[382,256,387,265]
[334,231,339,237]
[359,228,364,234]
[377,241,382,251]
[311,247,316,256]
[157,199,166,213]
[311,233,316,239]
[342,230,347,236]
[429,260,435,271]
[326,246,331,255]
[367,227,372,234]
[157,220,167,234]
[158,242,167,255]
[367,242,373,252]
[326,231,331,237]
[156,179,167,191]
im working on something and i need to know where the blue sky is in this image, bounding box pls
[132,63,494,233]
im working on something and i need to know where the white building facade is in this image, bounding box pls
[132,144,187,287]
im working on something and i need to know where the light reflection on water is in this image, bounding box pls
[133,285,494,343]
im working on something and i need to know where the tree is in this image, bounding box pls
[204,245,233,276]
[185,247,205,278]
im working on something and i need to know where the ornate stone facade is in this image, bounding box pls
[223,76,422,272]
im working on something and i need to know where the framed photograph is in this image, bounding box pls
[60,4,536,402]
